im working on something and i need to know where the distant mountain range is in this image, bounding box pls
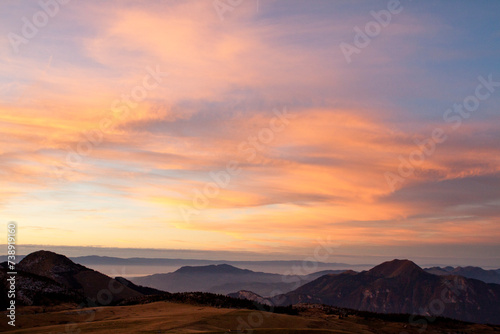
[2,254,499,282]
[268,259,500,325]
[0,254,370,277]
[71,255,355,268]
[424,265,500,284]
[130,264,346,296]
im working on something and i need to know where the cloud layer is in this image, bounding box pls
[1,0,500,264]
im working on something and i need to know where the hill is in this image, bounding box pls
[424,265,500,284]
[130,264,345,296]
[272,259,500,325]
[0,250,146,308]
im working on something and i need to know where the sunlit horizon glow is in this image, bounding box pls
[1,1,500,265]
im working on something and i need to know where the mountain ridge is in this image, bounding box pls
[270,259,500,325]
[1,250,144,307]
[424,265,500,284]
[131,264,347,296]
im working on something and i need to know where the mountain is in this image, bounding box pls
[227,290,273,306]
[424,266,454,276]
[425,265,500,284]
[3,253,500,331]
[131,264,287,296]
[0,266,83,308]
[130,264,346,296]
[70,256,354,268]
[304,269,352,280]
[272,259,500,325]
[0,250,147,308]
[67,255,368,276]
[18,250,143,304]
[368,259,423,277]
[114,277,165,295]
[174,263,253,275]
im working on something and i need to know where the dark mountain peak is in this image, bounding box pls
[368,259,424,278]
[276,258,500,325]
[174,264,250,274]
[14,250,144,305]
[19,250,85,275]
[18,250,94,291]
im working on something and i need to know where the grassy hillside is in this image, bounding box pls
[1,301,499,333]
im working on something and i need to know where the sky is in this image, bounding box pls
[1,0,500,266]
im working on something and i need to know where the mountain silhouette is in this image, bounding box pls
[368,259,425,278]
[174,264,253,275]
[272,259,500,325]
[131,264,343,296]
[0,250,144,307]
[425,265,500,284]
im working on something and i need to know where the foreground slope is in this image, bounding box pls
[2,300,499,334]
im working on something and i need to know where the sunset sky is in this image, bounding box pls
[1,0,500,266]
